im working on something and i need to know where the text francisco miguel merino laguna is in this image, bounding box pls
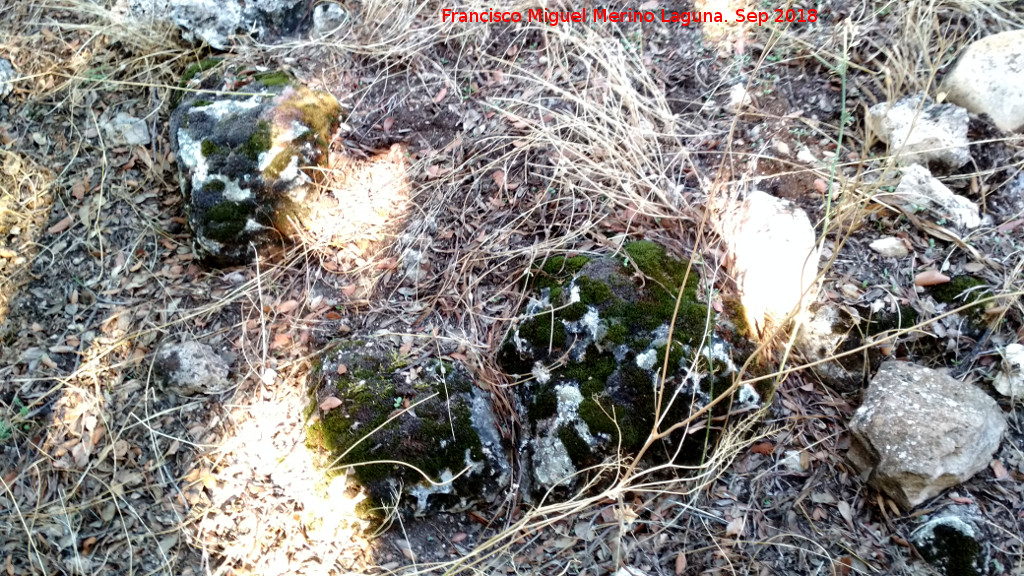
[441,7,801,26]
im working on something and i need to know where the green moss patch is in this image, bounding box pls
[929,276,988,307]
[201,139,224,158]
[173,57,223,108]
[306,348,498,517]
[242,121,273,161]
[864,303,918,336]
[500,240,744,492]
[254,70,293,87]
[202,200,251,242]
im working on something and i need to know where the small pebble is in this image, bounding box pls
[869,237,909,258]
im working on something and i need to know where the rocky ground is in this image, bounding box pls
[1,1,1024,575]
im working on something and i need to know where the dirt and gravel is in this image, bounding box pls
[1,1,1024,575]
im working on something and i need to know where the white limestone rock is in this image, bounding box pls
[102,112,151,146]
[530,382,594,491]
[715,191,819,335]
[154,340,232,394]
[910,506,987,576]
[993,343,1024,399]
[0,58,15,100]
[941,30,1024,133]
[313,3,348,36]
[121,0,304,49]
[725,83,753,113]
[794,304,868,394]
[848,361,1006,509]
[868,236,909,258]
[890,163,980,229]
[867,94,971,171]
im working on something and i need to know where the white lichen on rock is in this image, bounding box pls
[533,434,576,488]
[635,349,658,371]
[408,469,454,514]
[531,362,552,384]
[994,343,1024,398]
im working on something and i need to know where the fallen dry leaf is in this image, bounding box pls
[837,500,854,528]
[614,504,639,525]
[319,397,343,412]
[675,552,687,575]
[271,332,291,349]
[277,299,300,314]
[492,170,505,188]
[991,459,1009,480]
[47,214,73,234]
[432,85,448,104]
[376,257,398,270]
[833,556,853,576]
[725,516,744,536]
[915,270,950,286]
[751,442,775,455]
[382,117,394,133]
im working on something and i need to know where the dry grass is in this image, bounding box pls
[1,0,1024,574]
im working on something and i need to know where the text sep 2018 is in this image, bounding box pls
[440,8,819,26]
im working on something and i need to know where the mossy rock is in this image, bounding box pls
[306,342,509,519]
[911,511,986,576]
[169,66,345,266]
[172,57,223,109]
[500,241,759,495]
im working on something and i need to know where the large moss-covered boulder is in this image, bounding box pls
[306,342,510,519]
[499,241,760,494]
[170,62,342,266]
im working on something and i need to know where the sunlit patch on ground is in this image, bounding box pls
[695,0,751,53]
[303,143,412,272]
[186,381,377,574]
[0,150,54,324]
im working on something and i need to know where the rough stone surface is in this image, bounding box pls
[867,94,971,171]
[307,343,510,517]
[993,343,1024,399]
[725,83,753,113]
[0,58,15,100]
[715,191,819,335]
[910,505,987,576]
[102,112,151,146]
[121,0,307,49]
[154,340,232,394]
[891,163,980,229]
[498,242,760,495]
[312,3,348,36]
[868,236,909,258]
[941,30,1024,133]
[170,65,342,266]
[794,304,874,394]
[848,361,1006,509]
